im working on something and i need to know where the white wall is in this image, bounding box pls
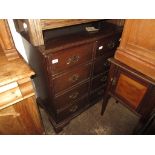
[7,19,28,62]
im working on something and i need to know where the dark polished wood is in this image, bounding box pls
[26,22,122,132]
[93,56,111,76]
[54,81,89,110]
[52,63,91,94]
[48,43,94,75]
[91,73,107,90]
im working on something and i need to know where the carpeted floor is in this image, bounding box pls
[39,98,139,135]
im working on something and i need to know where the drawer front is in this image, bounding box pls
[49,43,94,75]
[91,74,108,90]
[93,57,111,76]
[96,36,118,57]
[52,63,91,94]
[56,96,88,122]
[54,81,89,110]
[89,87,105,102]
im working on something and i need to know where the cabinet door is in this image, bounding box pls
[111,68,150,110]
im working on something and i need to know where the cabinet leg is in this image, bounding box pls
[101,94,110,115]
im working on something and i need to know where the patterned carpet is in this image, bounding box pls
[40,98,139,135]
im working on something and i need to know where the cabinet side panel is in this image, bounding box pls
[115,74,147,109]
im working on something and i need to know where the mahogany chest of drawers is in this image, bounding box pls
[29,22,121,132]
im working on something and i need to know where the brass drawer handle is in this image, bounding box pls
[107,42,115,49]
[69,74,79,83]
[66,55,80,65]
[100,76,107,82]
[69,105,78,113]
[69,92,79,99]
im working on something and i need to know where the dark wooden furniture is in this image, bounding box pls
[101,20,155,131]
[26,22,122,132]
[0,20,44,134]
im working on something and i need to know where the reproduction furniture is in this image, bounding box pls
[16,20,122,132]
[0,20,44,134]
[101,20,155,128]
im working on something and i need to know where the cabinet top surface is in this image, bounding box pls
[39,22,122,54]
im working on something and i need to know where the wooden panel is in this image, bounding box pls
[14,19,44,46]
[41,19,101,30]
[0,96,44,135]
[0,87,22,110]
[0,20,15,50]
[0,20,19,60]
[27,19,44,46]
[127,20,155,51]
[115,74,147,109]
[115,19,155,80]
[0,50,34,87]
[49,43,93,75]
[0,78,35,110]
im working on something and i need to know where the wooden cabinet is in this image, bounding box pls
[101,20,155,130]
[102,59,155,122]
[26,22,121,132]
[101,58,155,123]
[115,19,155,80]
[0,97,43,135]
[0,20,44,134]
[114,73,147,110]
